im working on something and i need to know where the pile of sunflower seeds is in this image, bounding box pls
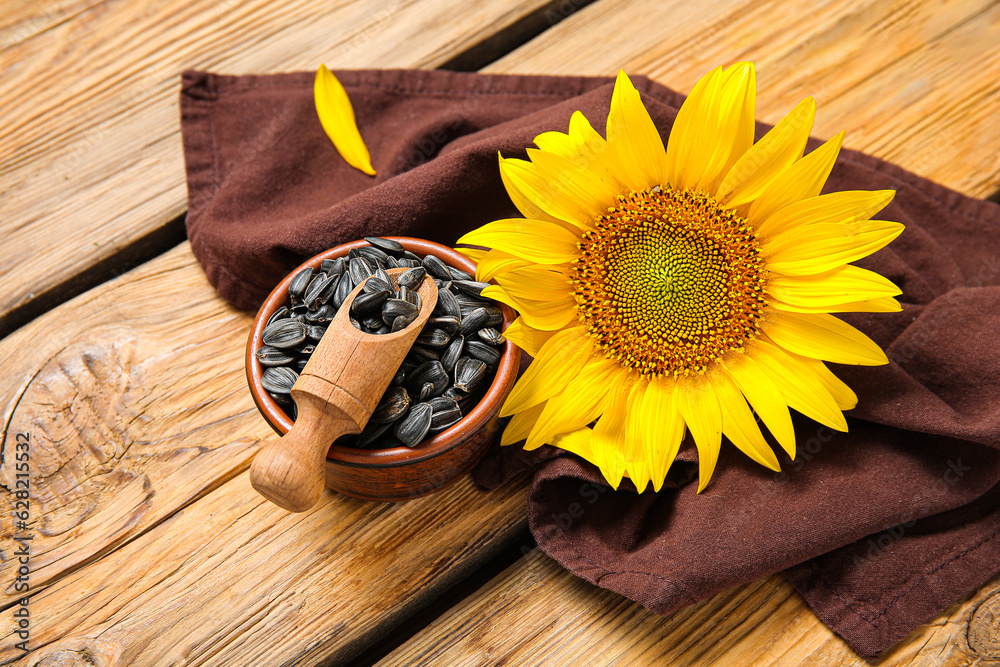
[257,237,505,449]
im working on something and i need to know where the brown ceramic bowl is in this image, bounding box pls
[246,237,520,502]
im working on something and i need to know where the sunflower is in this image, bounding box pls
[457,63,903,493]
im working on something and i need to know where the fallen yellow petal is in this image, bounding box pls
[314,64,376,176]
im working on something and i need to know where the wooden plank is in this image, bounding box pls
[489,0,1000,198]
[377,549,997,666]
[0,243,529,665]
[375,0,1000,662]
[0,0,559,337]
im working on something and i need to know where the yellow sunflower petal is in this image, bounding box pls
[502,317,557,357]
[495,265,572,294]
[457,218,581,264]
[713,371,781,471]
[526,148,620,220]
[755,189,895,240]
[639,375,686,492]
[677,375,723,493]
[720,353,796,457]
[591,385,630,490]
[747,131,845,225]
[624,379,653,492]
[752,340,849,431]
[501,326,593,416]
[767,264,901,307]
[481,285,578,331]
[454,246,487,264]
[764,220,905,275]
[526,358,620,449]
[762,311,888,366]
[500,402,546,446]
[717,96,815,207]
[499,158,596,230]
[605,70,668,191]
[498,153,566,227]
[314,65,376,176]
[770,296,902,314]
[665,62,756,193]
[534,111,620,190]
[551,427,598,464]
[473,249,533,283]
[797,356,858,411]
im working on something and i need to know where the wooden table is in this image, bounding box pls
[2,0,999,664]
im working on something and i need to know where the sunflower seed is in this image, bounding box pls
[319,258,337,274]
[397,267,427,289]
[375,325,391,334]
[262,366,299,394]
[350,317,362,331]
[408,360,449,396]
[296,342,316,356]
[402,250,421,262]
[427,396,459,412]
[484,306,504,328]
[448,267,474,281]
[304,273,338,310]
[371,386,411,423]
[398,258,422,268]
[366,236,405,253]
[358,245,389,266]
[422,254,453,280]
[391,367,406,386]
[256,345,296,367]
[288,267,314,298]
[351,289,390,317]
[454,293,490,310]
[363,276,392,295]
[416,328,451,348]
[418,382,435,401]
[458,307,489,336]
[269,390,293,407]
[385,255,400,269]
[349,257,374,284]
[267,306,290,327]
[382,298,419,325]
[304,304,335,323]
[429,402,462,432]
[454,358,487,393]
[434,288,461,318]
[428,315,461,334]
[405,291,422,308]
[452,280,490,298]
[293,357,309,372]
[477,327,505,345]
[441,335,464,372]
[375,267,395,289]
[395,402,432,447]
[465,340,501,366]
[392,314,413,332]
[263,319,307,348]
[306,324,327,341]
[332,271,355,310]
[362,315,385,331]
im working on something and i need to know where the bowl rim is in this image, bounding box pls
[246,236,520,469]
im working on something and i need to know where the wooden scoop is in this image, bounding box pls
[250,268,439,512]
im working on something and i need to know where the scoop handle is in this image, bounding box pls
[250,392,355,511]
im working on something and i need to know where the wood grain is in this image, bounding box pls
[0,0,559,336]
[378,549,1000,667]
[0,243,530,665]
[490,0,1000,199]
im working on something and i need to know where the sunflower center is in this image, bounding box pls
[570,186,767,377]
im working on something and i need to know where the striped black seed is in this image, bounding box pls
[288,267,314,298]
[465,340,501,366]
[371,386,411,424]
[484,306,504,327]
[262,319,307,348]
[452,280,490,298]
[304,273,338,309]
[391,367,406,386]
[349,257,374,284]
[454,358,487,393]
[429,402,462,432]
[333,271,355,310]
[477,327,505,345]
[434,288,461,318]
[306,324,327,340]
[375,267,395,289]
[440,335,464,372]
[395,402,432,447]
[266,306,290,327]
[428,315,461,334]
[358,245,389,265]
[416,328,451,348]
[448,267,474,281]
[409,344,440,362]
[365,236,405,253]
[262,366,299,394]
[391,314,413,332]
[458,308,489,336]
[363,276,392,294]
[256,346,297,367]
[397,267,426,289]
[362,315,385,331]
[304,304,335,323]
[382,298,419,325]
[422,254,453,280]
[351,289,390,317]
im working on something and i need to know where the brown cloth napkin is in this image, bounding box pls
[180,68,1000,661]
